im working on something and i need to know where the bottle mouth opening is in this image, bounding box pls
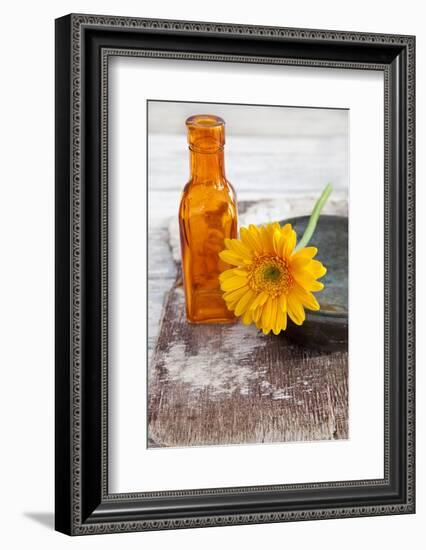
[186,114,225,128]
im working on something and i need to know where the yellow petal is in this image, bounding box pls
[249,291,269,310]
[261,296,273,331]
[266,222,281,239]
[292,271,324,292]
[272,229,283,256]
[219,250,244,266]
[273,299,284,335]
[221,276,248,292]
[248,224,263,240]
[309,259,327,278]
[235,289,255,317]
[292,284,320,311]
[291,246,318,260]
[219,268,247,282]
[252,306,262,322]
[223,285,250,303]
[274,224,290,257]
[219,269,236,281]
[287,294,306,325]
[259,225,275,254]
[290,255,311,271]
[282,229,297,257]
[274,307,288,334]
[270,298,278,334]
[230,268,249,278]
[278,292,287,313]
[241,308,253,325]
[281,311,288,331]
[240,226,262,254]
[224,238,253,261]
[272,318,281,335]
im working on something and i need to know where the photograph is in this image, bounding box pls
[147,100,349,449]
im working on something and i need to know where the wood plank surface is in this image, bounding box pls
[148,283,348,448]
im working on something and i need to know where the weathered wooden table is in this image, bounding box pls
[148,283,348,448]
[148,195,348,448]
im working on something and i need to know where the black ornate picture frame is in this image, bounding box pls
[55,13,415,535]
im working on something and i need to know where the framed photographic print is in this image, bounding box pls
[55,14,415,535]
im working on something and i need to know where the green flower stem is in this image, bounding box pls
[294,183,333,252]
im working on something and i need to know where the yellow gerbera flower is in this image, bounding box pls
[218,222,327,335]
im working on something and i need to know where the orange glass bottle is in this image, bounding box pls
[179,115,238,324]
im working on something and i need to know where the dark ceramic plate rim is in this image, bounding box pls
[281,214,348,322]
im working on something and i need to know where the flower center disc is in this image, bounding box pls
[248,256,291,297]
[263,265,282,282]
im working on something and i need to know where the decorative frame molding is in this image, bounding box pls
[55,14,415,535]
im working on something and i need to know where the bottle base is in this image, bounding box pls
[185,289,237,325]
[186,316,237,325]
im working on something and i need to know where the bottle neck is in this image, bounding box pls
[189,147,226,183]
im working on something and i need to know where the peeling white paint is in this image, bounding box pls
[162,323,267,397]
